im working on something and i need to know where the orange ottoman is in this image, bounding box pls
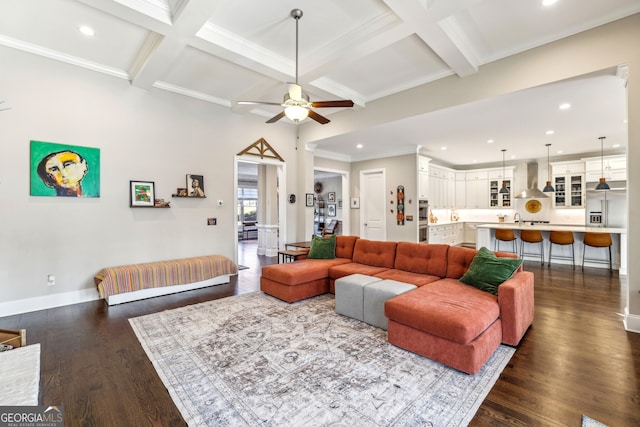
[384,279,502,374]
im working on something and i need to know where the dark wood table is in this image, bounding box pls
[278,249,307,263]
[285,241,311,250]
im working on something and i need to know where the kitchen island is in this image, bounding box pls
[476,223,627,275]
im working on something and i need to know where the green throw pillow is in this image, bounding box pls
[307,234,336,259]
[459,247,523,295]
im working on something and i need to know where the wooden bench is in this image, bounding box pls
[94,255,238,305]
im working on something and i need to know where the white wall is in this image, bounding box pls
[0,46,297,315]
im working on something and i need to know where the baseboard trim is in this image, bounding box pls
[0,288,100,318]
[623,309,640,333]
[105,275,230,305]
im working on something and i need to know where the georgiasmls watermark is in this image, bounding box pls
[0,406,64,427]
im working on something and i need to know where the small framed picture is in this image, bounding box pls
[338,200,343,209]
[328,204,336,217]
[351,197,360,209]
[186,174,205,197]
[328,192,336,202]
[130,180,155,207]
[306,193,314,207]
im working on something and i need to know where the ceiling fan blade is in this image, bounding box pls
[311,100,354,108]
[288,83,302,101]
[266,111,286,123]
[237,101,283,106]
[308,110,330,125]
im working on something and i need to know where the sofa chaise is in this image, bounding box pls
[260,236,534,374]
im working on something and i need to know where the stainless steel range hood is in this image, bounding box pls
[514,162,549,199]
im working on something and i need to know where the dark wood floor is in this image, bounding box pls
[1,242,638,426]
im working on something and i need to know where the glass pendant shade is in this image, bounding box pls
[499,149,509,194]
[284,105,308,121]
[543,143,555,192]
[595,136,610,191]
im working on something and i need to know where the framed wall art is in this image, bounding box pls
[187,174,205,197]
[30,140,100,197]
[328,204,336,217]
[306,193,314,207]
[328,192,336,202]
[351,197,360,209]
[130,180,155,207]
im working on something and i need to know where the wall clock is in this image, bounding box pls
[314,182,323,193]
[525,199,542,214]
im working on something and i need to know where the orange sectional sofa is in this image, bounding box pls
[260,236,534,374]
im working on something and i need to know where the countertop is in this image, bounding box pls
[476,222,626,234]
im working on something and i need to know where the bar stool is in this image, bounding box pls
[548,231,575,269]
[520,229,544,265]
[582,232,613,272]
[494,228,517,254]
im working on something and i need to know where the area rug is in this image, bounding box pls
[582,415,609,427]
[0,343,40,405]
[130,292,515,426]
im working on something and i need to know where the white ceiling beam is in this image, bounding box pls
[383,0,479,77]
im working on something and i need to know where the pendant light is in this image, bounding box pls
[595,136,610,191]
[543,143,555,192]
[499,149,509,194]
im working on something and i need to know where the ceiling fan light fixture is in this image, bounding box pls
[284,105,308,122]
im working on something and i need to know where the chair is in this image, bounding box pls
[548,231,575,269]
[494,228,517,254]
[520,229,544,265]
[322,219,339,237]
[582,232,613,272]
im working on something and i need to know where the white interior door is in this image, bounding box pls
[360,169,386,240]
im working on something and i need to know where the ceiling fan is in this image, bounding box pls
[237,9,354,125]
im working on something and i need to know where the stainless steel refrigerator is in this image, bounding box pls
[585,181,627,228]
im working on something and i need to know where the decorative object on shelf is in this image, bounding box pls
[451,212,459,222]
[543,143,555,192]
[172,188,188,197]
[30,140,100,197]
[499,149,509,194]
[351,197,360,209]
[314,182,323,193]
[595,136,610,191]
[305,193,314,207]
[187,174,205,197]
[328,192,336,202]
[525,199,542,213]
[397,185,405,225]
[154,199,170,208]
[328,204,336,217]
[497,214,506,223]
[406,215,413,221]
[289,194,296,204]
[130,180,155,207]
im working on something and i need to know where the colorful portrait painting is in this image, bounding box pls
[30,140,100,197]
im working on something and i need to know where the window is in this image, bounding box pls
[237,186,257,222]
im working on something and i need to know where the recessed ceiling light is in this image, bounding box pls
[473,160,478,163]
[557,150,563,154]
[542,0,558,6]
[79,25,95,37]
[623,119,628,123]
[356,144,363,149]
[558,102,571,110]
[441,146,447,151]
[511,155,516,159]
[545,130,555,135]
[612,144,620,148]
[487,139,494,144]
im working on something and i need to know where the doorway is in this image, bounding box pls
[313,168,350,237]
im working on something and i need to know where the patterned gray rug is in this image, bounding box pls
[130,292,515,426]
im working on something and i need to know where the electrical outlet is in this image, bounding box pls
[47,274,55,286]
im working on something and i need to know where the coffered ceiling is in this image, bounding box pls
[1,0,638,166]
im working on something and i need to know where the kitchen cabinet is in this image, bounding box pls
[429,164,455,208]
[428,223,463,245]
[465,171,488,208]
[488,167,514,208]
[551,161,585,208]
[455,172,466,208]
[418,156,430,199]
[583,155,626,182]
